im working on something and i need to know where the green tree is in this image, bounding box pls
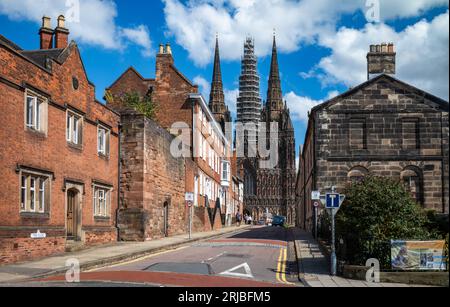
[336,176,433,268]
[105,90,157,120]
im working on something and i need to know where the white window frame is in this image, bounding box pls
[67,111,82,145]
[25,91,47,133]
[221,160,230,183]
[97,125,110,156]
[20,172,50,214]
[93,186,111,218]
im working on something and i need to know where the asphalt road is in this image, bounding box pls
[11,226,301,287]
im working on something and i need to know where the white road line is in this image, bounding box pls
[219,263,254,279]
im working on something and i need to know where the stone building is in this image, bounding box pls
[237,37,297,224]
[108,43,239,238]
[296,44,449,231]
[0,16,120,264]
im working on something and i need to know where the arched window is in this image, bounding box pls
[401,167,424,205]
[348,166,369,183]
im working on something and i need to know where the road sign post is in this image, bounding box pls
[325,187,345,276]
[312,191,320,240]
[185,193,194,240]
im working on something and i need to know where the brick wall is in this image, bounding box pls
[117,112,188,241]
[0,39,119,264]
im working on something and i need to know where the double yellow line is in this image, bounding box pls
[276,248,295,285]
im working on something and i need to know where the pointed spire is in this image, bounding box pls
[209,35,224,109]
[209,35,230,132]
[267,34,284,114]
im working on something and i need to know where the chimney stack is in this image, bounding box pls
[54,15,70,49]
[39,16,54,50]
[367,42,396,80]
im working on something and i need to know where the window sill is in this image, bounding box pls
[20,212,50,220]
[94,216,111,222]
[25,128,47,138]
[98,153,110,161]
[67,142,83,151]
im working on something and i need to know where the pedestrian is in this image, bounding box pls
[236,212,242,227]
[248,215,253,225]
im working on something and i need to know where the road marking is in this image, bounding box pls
[219,263,254,279]
[85,246,190,272]
[202,252,226,264]
[276,248,284,283]
[276,248,295,285]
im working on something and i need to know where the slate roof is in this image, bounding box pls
[20,49,65,69]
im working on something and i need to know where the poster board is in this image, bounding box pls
[391,240,447,271]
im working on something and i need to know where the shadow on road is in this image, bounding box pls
[228,226,288,242]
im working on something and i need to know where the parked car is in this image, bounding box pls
[272,216,286,227]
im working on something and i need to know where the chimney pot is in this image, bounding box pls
[42,16,52,29]
[159,44,164,54]
[388,43,395,53]
[57,15,66,28]
[165,43,172,55]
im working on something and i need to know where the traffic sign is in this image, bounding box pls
[313,201,320,208]
[326,193,340,209]
[311,191,321,200]
[185,192,194,202]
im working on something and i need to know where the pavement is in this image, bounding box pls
[292,228,433,287]
[0,224,251,284]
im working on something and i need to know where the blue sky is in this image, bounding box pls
[1,0,449,156]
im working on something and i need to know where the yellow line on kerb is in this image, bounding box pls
[276,248,284,283]
[276,248,295,285]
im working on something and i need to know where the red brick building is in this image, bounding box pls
[0,16,120,264]
[108,44,240,236]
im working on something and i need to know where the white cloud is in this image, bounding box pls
[284,90,341,123]
[285,92,318,123]
[193,75,211,99]
[376,0,449,20]
[317,11,449,100]
[224,88,239,116]
[162,0,358,66]
[162,0,448,66]
[0,0,152,55]
[120,25,153,57]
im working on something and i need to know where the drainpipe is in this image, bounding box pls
[116,121,122,241]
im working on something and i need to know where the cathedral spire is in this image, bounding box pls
[267,34,284,114]
[209,35,230,132]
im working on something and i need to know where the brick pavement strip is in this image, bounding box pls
[0,225,251,284]
[38,271,290,287]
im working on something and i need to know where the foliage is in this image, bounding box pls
[335,176,433,269]
[105,90,157,120]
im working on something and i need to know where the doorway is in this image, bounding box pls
[66,189,79,240]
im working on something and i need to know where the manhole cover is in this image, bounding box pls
[144,263,213,275]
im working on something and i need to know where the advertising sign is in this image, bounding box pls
[391,240,447,271]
